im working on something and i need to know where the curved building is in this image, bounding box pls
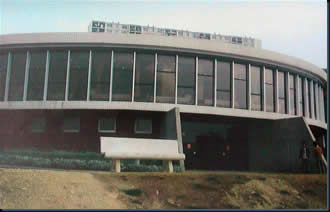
[0,32,327,172]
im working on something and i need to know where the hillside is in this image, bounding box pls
[0,168,327,209]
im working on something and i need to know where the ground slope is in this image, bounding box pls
[0,168,327,209]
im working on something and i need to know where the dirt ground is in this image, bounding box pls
[0,168,327,209]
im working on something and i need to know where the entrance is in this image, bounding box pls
[196,135,230,170]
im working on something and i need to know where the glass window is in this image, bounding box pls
[98,118,116,132]
[47,50,68,100]
[63,117,80,133]
[308,80,313,118]
[265,68,275,112]
[90,50,111,101]
[68,50,89,101]
[0,52,8,101]
[112,52,133,101]
[198,58,214,106]
[278,71,286,114]
[289,74,296,115]
[314,83,318,120]
[156,55,175,103]
[177,56,195,105]
[134,53,155,102]
[304,79,310,118]
[234,63,247,109]
[8,51,26,101]
[27,50,47,101]
[216,61,231,108]
[251,66,262,111]
[135,117,152,134]
[299,77,305,117]
[30,117,46,133]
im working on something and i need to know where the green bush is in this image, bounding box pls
[2,148,105,161]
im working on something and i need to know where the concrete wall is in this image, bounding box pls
[247,117,318,173]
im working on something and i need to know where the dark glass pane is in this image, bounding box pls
[63,117,80,132]
[279,98,286,114]
[198,58,213,76]
[47,51,68,100]
[99,118,116,132]
[289,90,296,115]
[8,52,26,101]
[234,63,246,80]
[198,75,213,106]
[278,71,286,98]
[289,74,296,115]
[134,53,154,102]
[299,77,305,116]
[308,81,312,118]
[178,56,195,87]
[289,74,294,89]
[265,84,274,112]
[217,61,231,91]
[314,84,318,119]
[0,53,8,101]
[90,50,111,101]
[251,94,262,111]
[135,85,154,102]
[177,87,195,105]
[234,79,247,109]
[112,52,133,101]
[68,51,89,100]
[265,68,273,84]
[156,72,175,103]
[216,90,230,108]
[27,51,47,100]
[135,118,152,133]
[157,55,175,73]
[251,66,261,95]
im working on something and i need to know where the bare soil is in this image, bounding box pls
[0,168,327,209]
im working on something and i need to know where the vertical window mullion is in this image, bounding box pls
[87,50,92,101]
[65,50,71,101]
[109,50,114,101]
[23,50,30,101]
[153,53,157,103]
[43,50,50,101]
[132,51,136,102]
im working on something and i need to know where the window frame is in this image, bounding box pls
[30,117,46,133]
[98,117,116,133]
[63,117,80,133]
[134,117,152,134]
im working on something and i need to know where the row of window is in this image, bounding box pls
[0,49,326,122]
[30,117,152,134]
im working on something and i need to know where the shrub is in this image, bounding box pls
[121,188,142,196]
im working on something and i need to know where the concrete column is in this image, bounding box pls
[115,159,121,173]
[43,50,50,101]
[132,51,136,102]
[320,85,325,122]
[175,107,185,171]
[163,160,173,173]
[262,66,266,112]
[304,78,309,118]
[214,59,217,107]
[195,56,198,106]
[175,55,178,104]
[65,50,71,101]
[4,52,12,101]
[23,50,30,101]
[286,72,290,114]
[109,50,114,101]
[87,50,92,101]
[154,53,158,103]
[247,64,251,110]
[274,69,278,113]
[296,75,300,116]
[231,61,235,108]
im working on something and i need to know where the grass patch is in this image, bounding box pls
[121,188,142,197]
[205,176,220,184]
[279,190,290,195]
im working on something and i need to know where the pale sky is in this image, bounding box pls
[0,0,327,68]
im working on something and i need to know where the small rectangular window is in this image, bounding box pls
[30,117,46,133]
[98,118,116,133]
[63,117,80,133]
[135,118,152,134]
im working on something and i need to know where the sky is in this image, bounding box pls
[0,0,327,68]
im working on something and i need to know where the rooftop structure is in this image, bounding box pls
[88,20,262,49]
